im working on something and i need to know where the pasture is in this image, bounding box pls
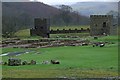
[2,25,118,78]
[1,36,118,78]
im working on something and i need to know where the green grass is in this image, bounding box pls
[50,33,89,38]
[14,29,30,37]
[14,29,42,40]
[1,48,27,54]
[2,44,118,78]
[90,35,118,43]
[3,69,118,78]
[2,35,118,78]
[2,45,118,69]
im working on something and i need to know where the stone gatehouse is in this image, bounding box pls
[90,15,117,36]
[30,18,50,38]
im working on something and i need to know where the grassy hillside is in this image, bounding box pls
[14,29,42,40]
[14,29,30,37]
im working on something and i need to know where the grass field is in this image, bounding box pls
[50,33,90,38]
[1,36,118,78]
[2,25,119,78]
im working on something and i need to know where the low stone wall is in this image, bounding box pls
[50,28,90,34]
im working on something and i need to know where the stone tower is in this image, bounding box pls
[90,15,116,36]
[30,18,50,38]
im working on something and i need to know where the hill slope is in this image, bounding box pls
[2,2,89,36]
[2,2,60,35]
[2,2,60,18]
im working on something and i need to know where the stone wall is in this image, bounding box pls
[31,16,118,38]
[50,28,90,34]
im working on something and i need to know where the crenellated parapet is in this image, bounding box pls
[50,28,90,34]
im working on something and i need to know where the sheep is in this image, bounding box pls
[99,43,105,47]
[30,60,36,65]
[22,61,28,65]
[51,60,60,64]
[93,43,105,47]
[42,61,50,64]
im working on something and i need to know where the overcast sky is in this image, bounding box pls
[30,0,119,5]
[2,0,120,5]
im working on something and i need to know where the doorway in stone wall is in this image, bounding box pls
[101,22,107,35]
[103,22,107,28]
